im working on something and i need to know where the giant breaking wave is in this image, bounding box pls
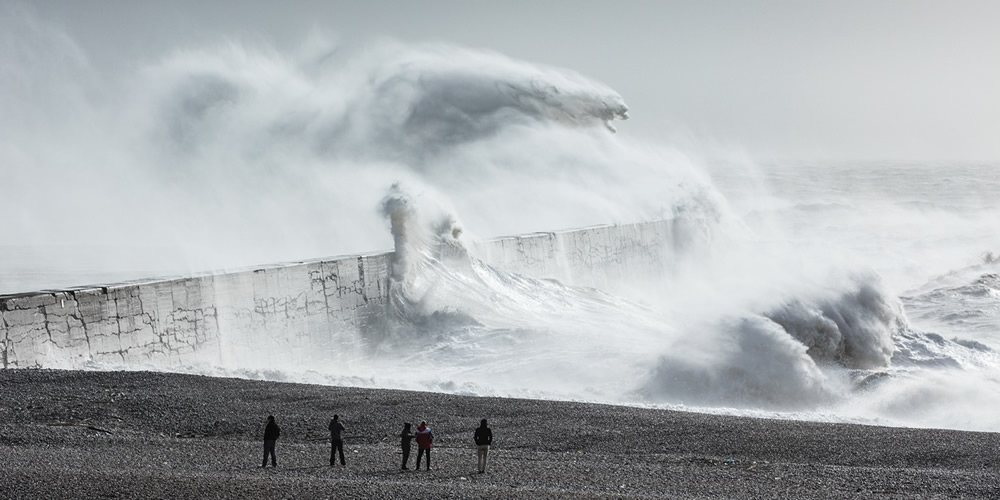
[3,7,1000,432]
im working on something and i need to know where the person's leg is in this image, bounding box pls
[426,448,431,470]
[416,448,424,469]
[477,445,486,472]
[482,445,489,472]
[401,446,410,469]
[337,440,346,465]
[330,441,335,465]
[263,440,276,467]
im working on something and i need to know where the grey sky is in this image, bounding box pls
[27,0,1000,161]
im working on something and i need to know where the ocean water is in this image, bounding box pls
[360,164,1000,433]
[3,9,999,432]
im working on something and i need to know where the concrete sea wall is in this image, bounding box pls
[1,220,679,369]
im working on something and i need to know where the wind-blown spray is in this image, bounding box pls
[4,8,1000,432]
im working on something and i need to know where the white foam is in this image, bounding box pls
[5,8,1000,433]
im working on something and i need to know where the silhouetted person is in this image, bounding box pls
[329,414,346,466]
[262,415,280,468]
[400,422,414,470]
[415,421,433,470]
[474,419,493,473]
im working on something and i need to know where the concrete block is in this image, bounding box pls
[2,307,44,329]
[362,254,390,303]
[334,257,361,301]
[2,293,57,311]
[1,310,9,368]
[301,262,327,315]
[317,259,342,312]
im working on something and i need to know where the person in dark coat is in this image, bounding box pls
[415,420,433,470]
[474,419,493,473]
[262,415,280,468]
[399,422,414,470]
[329,414,346,466]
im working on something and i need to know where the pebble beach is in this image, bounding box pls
[1,369,998,499]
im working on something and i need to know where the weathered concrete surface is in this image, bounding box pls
[1,220,677,369]
[470,219,687,291]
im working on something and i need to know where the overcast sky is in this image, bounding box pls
[23,0,1000,162]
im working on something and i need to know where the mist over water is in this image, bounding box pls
[4,9,1000,432]
[0,8,680,291]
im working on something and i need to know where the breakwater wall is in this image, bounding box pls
[1,220,681,369]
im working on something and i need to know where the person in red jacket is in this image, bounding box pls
[415,420,434,470]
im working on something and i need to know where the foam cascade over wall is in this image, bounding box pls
[0,220,672,369]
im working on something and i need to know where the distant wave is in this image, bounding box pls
[903,261,1000,336]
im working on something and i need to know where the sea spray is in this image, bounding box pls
[3,11,671,291]
[765,274,902,369]
[4,8,1000,432]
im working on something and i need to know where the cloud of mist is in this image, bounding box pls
[0,9,724,293]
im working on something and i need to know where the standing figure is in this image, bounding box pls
[415,420,434,470]
[474,419,493,473]
[400,422,414,470]
[262,415,280,468]
[329,414,346,466]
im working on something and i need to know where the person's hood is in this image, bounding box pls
[417,425,427,431]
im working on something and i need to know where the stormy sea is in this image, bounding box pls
[3,11,999,434]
